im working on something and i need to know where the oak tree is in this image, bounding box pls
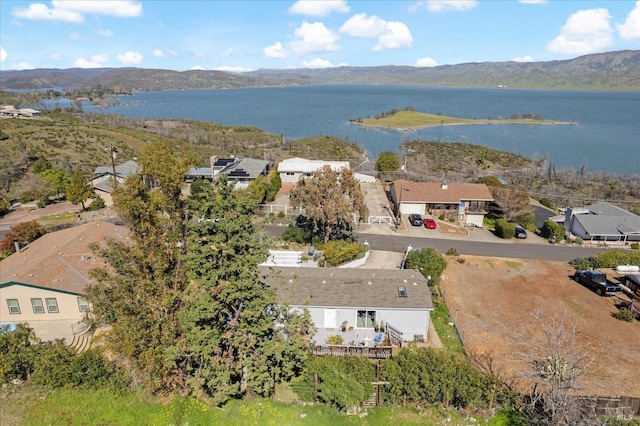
[65,170,94,210]
[289,168,368,243]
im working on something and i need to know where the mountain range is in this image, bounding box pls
[1,50,639,92]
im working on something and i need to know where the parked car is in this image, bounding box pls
[574,270,622,296]
[514,227,527,239]
[423,218,437,229]
[408,214,423,226]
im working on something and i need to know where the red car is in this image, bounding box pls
[423,218,437,229]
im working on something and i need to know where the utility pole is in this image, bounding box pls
[396,156,407,225]
[105,145,118,190]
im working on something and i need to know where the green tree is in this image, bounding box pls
[40,168,69,200]
[404,247,447,285]
[66,170,94,210]
[87,142,312,402]
[290,168,368,243]
[375,151,401,173]
[0,324,41,383]
[182,175,313,402]
[87,142,195,394]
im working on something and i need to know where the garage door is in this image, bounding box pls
[400,203,424,215]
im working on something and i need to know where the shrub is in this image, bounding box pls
[495,219,515,239]
[88,197,106,211]
[325,335,344,345]
[614,308,635,322]
[591,251,640,269]
[574,237,583,246]
[540,220,565,242]
[0,220,47,259]
[281,224,311,244]
[277,211,285,219]
[516,212,536,230]
[631,242,640,250]
[0,199,8,217]
[439,214,445,220]
[404,247,447,284]
[322,240,367,266]
[446,247,459,256]
[538,198,556,210]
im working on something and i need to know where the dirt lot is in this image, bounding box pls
[440,256,640,397]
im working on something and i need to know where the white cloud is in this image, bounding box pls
[11,61,34,70]
[290,22,340,55]
[166,49,178,56]
[117,51,143,64]
[375,21,413,50]
[12,3,84,23]
[289,0,349,17]
[414,57,439,67]
[12,0,142,22]
[214,66,254,73]
[518,0,546,4]
[51,53,63,61]
[410,0,478,13]
[302,58,334,68]
[69,31,81,40]
[512,56,535,62]
[74,54,108,68]
[217,48,234,58]
[618,1,640,40]
[340,14,413,50]
[153,49,165,58]
[546,8,614,55]
[98,29,113,37]
[0,46,7,64]
[191,65,204,70]
[264,42,288,58]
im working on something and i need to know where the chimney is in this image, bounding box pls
[13,238,20,253]
[441,180,448,190]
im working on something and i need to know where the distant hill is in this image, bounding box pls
[1,50,639,91]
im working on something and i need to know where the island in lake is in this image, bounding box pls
[350,109,575,131]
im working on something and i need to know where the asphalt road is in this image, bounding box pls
[264,226,605,262]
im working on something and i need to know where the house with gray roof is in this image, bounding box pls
[90,160,141,206]
[564,202,640,244]
[261,266,433,348]
[187,155,270,189]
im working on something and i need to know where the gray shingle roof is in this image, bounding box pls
[261,267,433,310]
[93,160,140,179]
[575,202,640,237]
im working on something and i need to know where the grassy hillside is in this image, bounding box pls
[0,109,364,202]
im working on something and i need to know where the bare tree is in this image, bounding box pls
[522,309,595,425]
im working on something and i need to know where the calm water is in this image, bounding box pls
[59,85,639,175]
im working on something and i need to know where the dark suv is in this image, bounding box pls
[408,214,423,226]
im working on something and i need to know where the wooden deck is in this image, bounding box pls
[314,345,393,359]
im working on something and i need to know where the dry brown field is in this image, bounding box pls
[440,256,640,397]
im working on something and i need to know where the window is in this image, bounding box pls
[356,310,376,328]
[45,298,59,313]
[397,286,407,297]
[77,297,90,313]
[286,172,295,176]
[7,299,20,315]
[31,298,45,314]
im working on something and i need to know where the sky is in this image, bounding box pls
[1,0,640,72]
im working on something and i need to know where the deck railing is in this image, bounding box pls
[386,322,403,347]
[314,345,393,359]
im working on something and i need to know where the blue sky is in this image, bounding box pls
[1,0,639,72]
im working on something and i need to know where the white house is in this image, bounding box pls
[262,266,434,347]
[0,221,129,343]
[277,157,350,184]
[564,202,640,244]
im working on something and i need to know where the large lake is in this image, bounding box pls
[69,85,638,176]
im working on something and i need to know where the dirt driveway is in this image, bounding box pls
[440,255,640,397]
